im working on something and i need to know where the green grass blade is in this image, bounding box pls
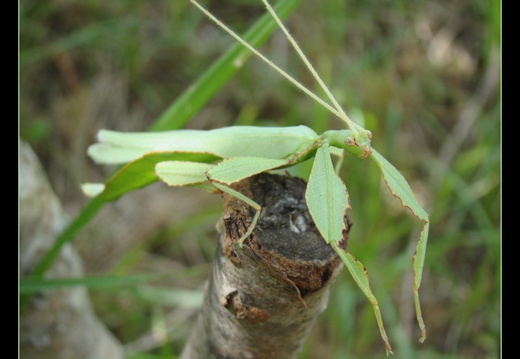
[132,285,203,308]
[20,274,160,294]
[27,197,105,280]
[20,196,105,311]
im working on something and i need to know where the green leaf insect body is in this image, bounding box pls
[84,1,430,356]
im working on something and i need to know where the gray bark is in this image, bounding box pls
[20,140,124,359]
[180,173,351,359]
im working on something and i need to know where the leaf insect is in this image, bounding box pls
[83,0,430,355]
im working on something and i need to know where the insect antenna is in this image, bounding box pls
[190,0,361,136]
[260,0,362,136]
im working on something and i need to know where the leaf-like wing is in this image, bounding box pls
[207,157,290,185]
[89,125,317,165]
[156,161,214,186]
[305,143,350,244]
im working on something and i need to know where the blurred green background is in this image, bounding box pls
[20,0,500,358]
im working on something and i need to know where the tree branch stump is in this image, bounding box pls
[180,173,351,359]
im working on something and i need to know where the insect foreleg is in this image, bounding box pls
[206,143,319,246]
[206,157,291,246]
[211,182,262,247]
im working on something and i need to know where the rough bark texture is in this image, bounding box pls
[20,140,124,359]
[180,173,351,359]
